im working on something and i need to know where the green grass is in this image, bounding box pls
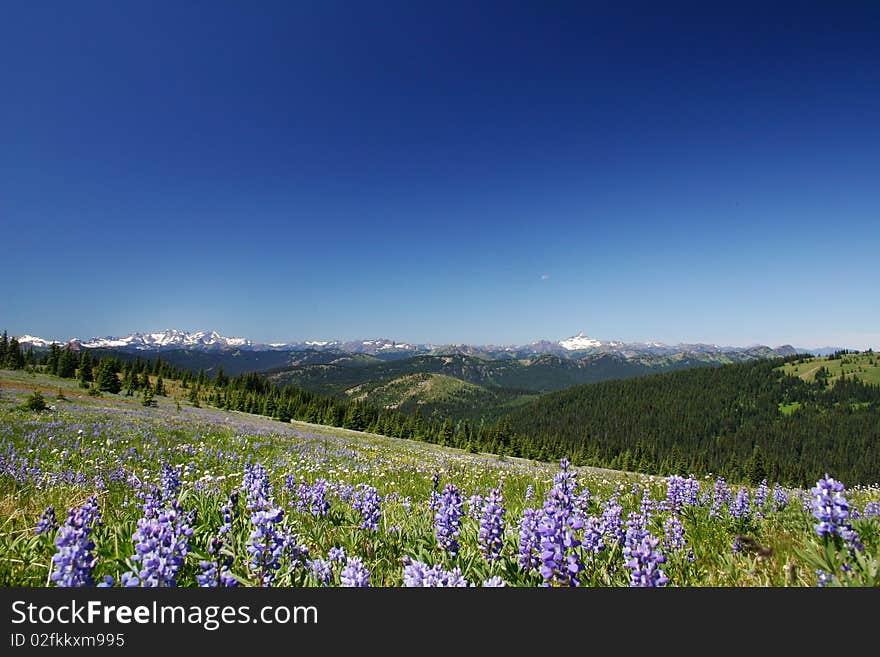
[778,352,880,388]
[778,401,802,416]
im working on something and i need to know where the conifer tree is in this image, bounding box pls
[57,347,77,378]
[46,344,60,375]
[77,351,93,387]
[3,337,24,370]
[95,360,121,393]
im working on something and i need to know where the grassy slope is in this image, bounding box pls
[0,368,598,477]
[343,372,539,420]
[778,352,880,386]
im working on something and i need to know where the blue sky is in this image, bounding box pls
[2,2,878,348]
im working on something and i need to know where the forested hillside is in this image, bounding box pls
[504,355,880,485]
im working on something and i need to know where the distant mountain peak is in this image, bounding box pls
[558,332,603,351]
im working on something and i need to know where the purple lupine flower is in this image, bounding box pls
[864,501,880,518]
[340,557,370,587]
[478,487,506,561]
[811,474,862,552]
[160,463,181,500]
[296,478,330,517]
[666,475,700,513]
[816,570,836,587]
[246,507,287,586]
[242,463,272,511]
[335,482,356,504]
[122,488,194,587]
[754,479,769,514]
[482,576,507,587]
[308,558,333,586]
[402,557,471,587]
[36,506,58,536]
[600,494,625,545]
[666,476,687,513]
[50,496,101,587]
[811,475,850,539]
[710,477,731,517]
[537,460,584,586]
[328,546,346,563]
[443,568,470,587]
[624,533,669,587]
[639,488,657,521]
[684,475,701,507]
[663,516,686,551]
[283,533,310,565]
[525,485,534,501]
[772,483,789,512]
[663,516,694,561]
[625,512,648,543]
[730,487,751,519]
[352,484,382,531]
[581,515,605,555]
[623,513,668,587]
[242,464,287,586]
[517,507,541,571]
[434,483,464,556]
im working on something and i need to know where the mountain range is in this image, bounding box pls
[15,328,812,359]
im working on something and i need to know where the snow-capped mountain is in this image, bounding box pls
[14,329,812,359]
[74,329,255,351]
[13,335,57,348]
[558,332,603,351]
[17,329,256,352]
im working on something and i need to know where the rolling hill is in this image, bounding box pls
[498,355,880,485]
[342,372,536,420]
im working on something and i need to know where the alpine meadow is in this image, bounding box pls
[2,2,879,595]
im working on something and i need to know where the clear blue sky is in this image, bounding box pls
[2,1,878,348]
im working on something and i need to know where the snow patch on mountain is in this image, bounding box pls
[559,332,603,351]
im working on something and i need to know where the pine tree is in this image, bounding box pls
[46,344,61,375]
[155,376,165,396]
[3,337,24,370]
[77,351,93,387]
[745,444,767,485]
[57,347,77,378]
[95,360,121,393]
[142,386,155,407]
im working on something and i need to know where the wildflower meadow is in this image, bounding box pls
[1,383,878,587]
